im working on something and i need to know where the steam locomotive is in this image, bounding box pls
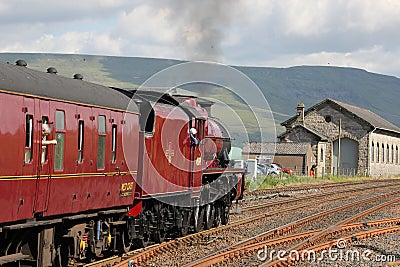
[0,59,245,266]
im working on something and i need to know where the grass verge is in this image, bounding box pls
[246,173,395,191]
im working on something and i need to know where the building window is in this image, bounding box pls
[25,114,34,163]
[371,142,375,162]
[325,115,332,123]
[78,120,84,163]
[382,143,385,163]
[54,110,65,171]
[386,144,390,163]
[392,145,394,164]
[397,146,399,165]
[377,142,380,162]
[111,124,117,163]
[320,147,324,162]
[97,115,106,169]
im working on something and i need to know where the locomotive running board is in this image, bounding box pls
[3,218,62,230]
[98,208,128,215]
[62,212,98,221]
[0,253,31,265]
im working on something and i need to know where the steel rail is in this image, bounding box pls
[184,191,400,267]
[84,183,400,267]
[264,195,400,266]
[182,218,400,267]
[240,181,400,212]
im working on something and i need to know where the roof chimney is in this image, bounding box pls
[296,103,305,124]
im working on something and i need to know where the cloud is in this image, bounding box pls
[0,0,137,24]
[2,31,123,56]
[1,0,400,77]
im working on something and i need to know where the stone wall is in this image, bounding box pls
[286,105,372,175]
[370,131,400,176]
[302,106,370,139]
[281,127,319,145]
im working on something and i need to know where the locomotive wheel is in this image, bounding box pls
[204,204,215,230]
[221,204,230,225]
[132,234,149,249]
[213,204,222,227]
[179,211,190,237]
[121,229,132,253]
[151,207,167,243]
[151,228,166,244]
[192,206,204,233]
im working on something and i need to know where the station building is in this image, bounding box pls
[278,99,400,176]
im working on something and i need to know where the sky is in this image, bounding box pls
[1,0,400,78]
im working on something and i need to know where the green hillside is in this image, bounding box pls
[1,53,399,142]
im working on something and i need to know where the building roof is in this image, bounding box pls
[330,99,400,133]
[243,142,311,155]
[277,124,329,141]
[281,98,400,134]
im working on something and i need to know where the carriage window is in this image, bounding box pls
[78,120,84,163]
[196,120,204,140]
[54,110,65,170]
[138,103,155,134]
[97,115,106,169]
[41,116,49,164]
[25,114,33,163]
[111,124,117,163]
[145,108,155,133]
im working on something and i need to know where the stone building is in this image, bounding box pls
[279,99,400,176]
[242,142,315,175]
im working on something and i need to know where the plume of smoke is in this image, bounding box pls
[155,0,238,62]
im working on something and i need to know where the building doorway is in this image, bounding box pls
[332,138,359,175]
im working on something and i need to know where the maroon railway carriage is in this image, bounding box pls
[0,60,140,266]
[0,60,245,266]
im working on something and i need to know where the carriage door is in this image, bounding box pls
[33,99,52,214]
[190,118,205,188]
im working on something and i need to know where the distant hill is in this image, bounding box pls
[1,53,400,143]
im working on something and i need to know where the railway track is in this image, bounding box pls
[82,180,400,267]
[244,178,400,198]
[183,190,400,266]
[184,192,400,267]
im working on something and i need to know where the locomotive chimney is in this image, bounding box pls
[15,59,27,67]
[47,67,58,74]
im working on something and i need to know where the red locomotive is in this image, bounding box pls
[0,59,245,266]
